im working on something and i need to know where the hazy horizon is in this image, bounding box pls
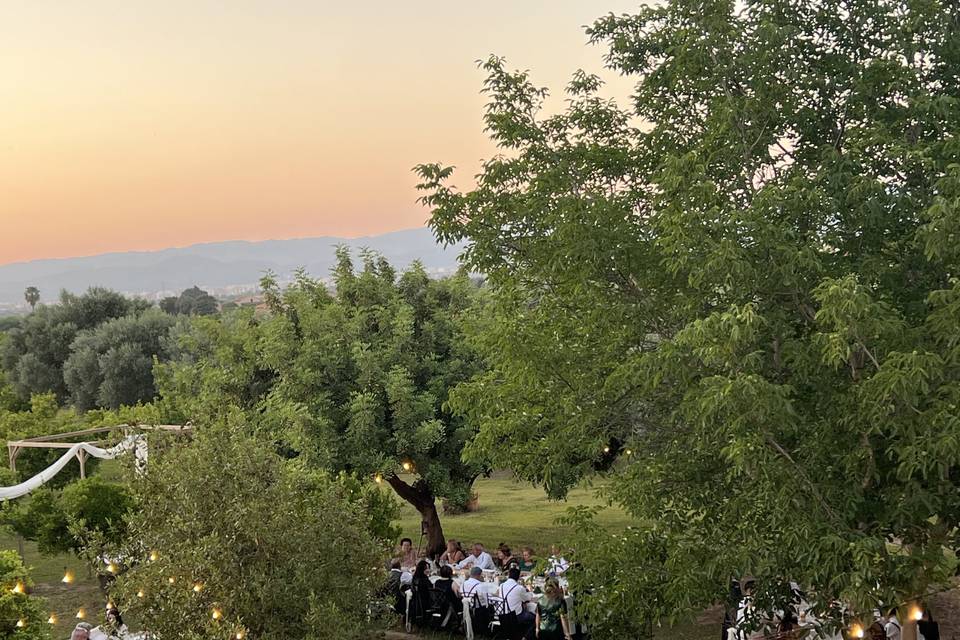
[1,1,640,265]
[0,225,433,268]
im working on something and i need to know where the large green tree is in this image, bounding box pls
[157,252,485,555]
[159,286,219,316]
[417,0,960,634]
[1,288,149,402]
[63,310,177,411]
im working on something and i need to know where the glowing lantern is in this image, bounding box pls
[76,608,86,620]
[402,461,412,471]
[193,582,204,593]
[374,474,383,484]
[62,571,74,584]
[149,551,159,562]
[167,576,176,585]
[849,623,864,639]
[212,608,223,620]
[11,581,24,594]
[910,605,924,622]
[137,590,145,599]
[16,619,25,628]
[47,614,57,625]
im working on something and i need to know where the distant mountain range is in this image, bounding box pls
[0,227,463,309]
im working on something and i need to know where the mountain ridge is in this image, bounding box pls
[0,227,462,308]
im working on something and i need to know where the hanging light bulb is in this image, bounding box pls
[235,630,245,639]
[211,608,223,620]
[76,608,86,619]
[402,461,412,471]
[47,614,57,625]
[167,576,176,585]
[16,619,26,628]
[849,623,864,639]
[193,582,204,593]
[625,449,633,456]
[910,605,924,622]
[12,580,24,594]
[149,551,158,562]
[603,446,610,453]
[62,570,74,584]
[137,589,145,599]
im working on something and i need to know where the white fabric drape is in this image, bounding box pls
[0,435,147,501]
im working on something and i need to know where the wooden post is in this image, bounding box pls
[8,444,19,474]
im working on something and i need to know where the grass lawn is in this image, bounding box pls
[0,529,110,637]
[394,471,635,554]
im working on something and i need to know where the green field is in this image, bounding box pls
[394,471,635,554]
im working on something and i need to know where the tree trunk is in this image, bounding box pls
[386,474,446,558]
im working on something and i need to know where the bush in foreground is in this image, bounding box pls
[107,421,385,640]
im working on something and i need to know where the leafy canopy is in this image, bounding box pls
[157,252,486,516]
[417,0,960,632]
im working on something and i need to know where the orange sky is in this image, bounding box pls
[0,1,640,265]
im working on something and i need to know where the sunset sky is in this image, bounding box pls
[0,1,639,265]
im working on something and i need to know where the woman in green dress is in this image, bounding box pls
[535,577,572,640]
[519,546,538,572]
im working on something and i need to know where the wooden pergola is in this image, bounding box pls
[7,423,191,478]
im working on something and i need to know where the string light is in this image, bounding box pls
[137,590,145,599]
[235,630,245,639]
[61,571,74,584]
[149,551,159,562]
[625,449,633,456]
[47,614,57,625]
[211,608,223,620]
[193,582,204,593]
[603,446,610,453]
[910,605,924,622]
[11,581,24,594]
[402,461,412,471]
[167,577,176,585]
[16,619,25,628]
[76,608,86,620]
[849,623,864,638]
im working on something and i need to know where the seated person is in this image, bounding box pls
[497,545,520,572]
[499,566,535,633]
[434,564,462,602]
[71,624,94,640]
[547,545,570,575]
[519,546,538,572]
[410,560,433,620]
[91,608,128,640]
[439,539,466,566]
[380,558,404,596]
[456,542,495,570]
[461,566,488,606]
[536,577,572,640]
[398,537,418,568]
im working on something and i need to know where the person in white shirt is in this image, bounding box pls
[547,545,570,575]
[456,542,495,570]
[884,609,902,640]
[461,566,488,606]
[499,567,535,634]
